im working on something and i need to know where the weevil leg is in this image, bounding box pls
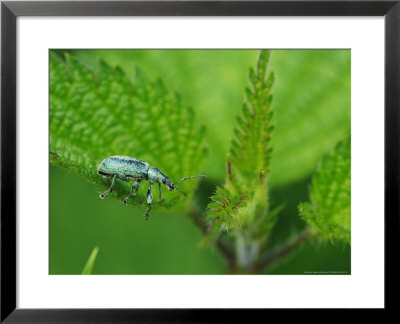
[158,182,163,203]
[123,180,142,205]
[144,184,153,220]
[99,175,116,199]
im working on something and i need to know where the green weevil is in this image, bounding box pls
[97,155,206,220]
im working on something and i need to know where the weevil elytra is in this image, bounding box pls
[97,156,206,220]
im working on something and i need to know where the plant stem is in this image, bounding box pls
[187,204,235,268]
[255,227,314,272]
[188,203,315,274]
[236,233,259,271]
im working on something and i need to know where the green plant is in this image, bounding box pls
[50,49,350,274]
[299,135,351,243]
[50,51,205,207]
[200,51,275,269]
[198,51,350,273]
[82,247,99,275]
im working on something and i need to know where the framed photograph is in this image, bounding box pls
[1,0,398,321]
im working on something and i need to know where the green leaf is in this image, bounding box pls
[198,216,224,247]
[208,187,248,225]
[82,246,99,275]
[230,50,274,188]
[299,135,351,243]
[269,50,351,187]
[203,50,275,243]
[50,51,206,207]
[250,203,284,244]
[200,187,250,246]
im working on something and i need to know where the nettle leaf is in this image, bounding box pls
[207,187,248,227]
[230,50,274,188]
[199,187,248,246]
[299,135,351,243]
[203,50,275,244]
[50,52,206,207]
[250,203,284,244]
[269,50,351,187]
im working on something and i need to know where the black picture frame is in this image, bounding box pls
[1,0,398,321]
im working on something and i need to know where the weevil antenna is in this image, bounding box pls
[174,185,187,198]
[174,175,207,185]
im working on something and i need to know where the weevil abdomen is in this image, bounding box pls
[98,156,150,181]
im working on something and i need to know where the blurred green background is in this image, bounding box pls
[50,50,351,274]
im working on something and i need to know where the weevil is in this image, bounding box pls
[97,155,206,220]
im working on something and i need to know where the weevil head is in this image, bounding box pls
[148,167,206,198]
[148,167,173,190]
[164,179,175,191]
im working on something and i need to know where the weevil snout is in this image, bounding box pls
[165,180,175,191]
